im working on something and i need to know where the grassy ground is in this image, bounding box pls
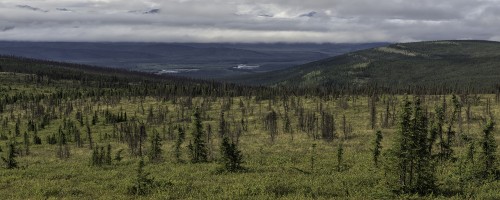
[0,73,499,199]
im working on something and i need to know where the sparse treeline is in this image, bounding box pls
[0,56,499,198]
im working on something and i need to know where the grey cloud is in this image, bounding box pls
[0,0,499,43]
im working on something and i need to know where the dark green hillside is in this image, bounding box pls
[233,40,500,92]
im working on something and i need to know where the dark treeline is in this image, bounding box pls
[2,56,499,101]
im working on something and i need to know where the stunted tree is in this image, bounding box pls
[23,131,29,155]
[138,124,147,157]
[373,130,383,167]
[33,129,41,145]
[174,127,185,162]
[86,124,93,150]
[428,106,444,156]
[128,158,154,196]
[188,108,208,163]
[370,95,377,129]
[479,121,497,179]
[91,145,112,166]
[148,130,163,162]
[2,141,18,169]
[264,110,278,143]
[57,127,70,159]
[321,112,336,142]
[220,136,243,172]
[105,144,112,165]
[218,111,227,138]
[337,142,344,172]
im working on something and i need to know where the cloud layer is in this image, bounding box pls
[1,0,500,43]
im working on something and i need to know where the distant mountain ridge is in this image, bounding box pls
[231,40,500,91]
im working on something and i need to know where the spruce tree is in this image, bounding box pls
[310,143,317,173]
[428,106,444,156]
[115,149,124,162]
[138,124,147,157]
[2,141,18,169]
[14,120,20,137]
[220,136,243,172]
[388,97,436,195]
[264,110,278,143]
[86,124,93,150]
[218,111,227,138]
[23,131,29,155]
[373,130,383,167]
[337,142,344,172]
[33,128,42,145]
[91,146,100,166]
[370,95,377,129]
[174,127,185,162]
[188,108,208,163]
[57,127,70,159]
[105,144,112,165]
[479,121,497,179]
[128,158,154,196]
[321,112,336,142]
[148,130,162,162]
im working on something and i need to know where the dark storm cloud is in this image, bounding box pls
[0,0,499,42]
[16,5,48,12]
[143,9,160,14]
[299,11,317,18]
[1,26,15,32]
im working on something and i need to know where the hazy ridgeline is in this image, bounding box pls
[0,57,499,199]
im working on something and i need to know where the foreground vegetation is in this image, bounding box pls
[0,57,499,199]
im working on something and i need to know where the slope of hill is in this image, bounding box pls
[233,40,500,92]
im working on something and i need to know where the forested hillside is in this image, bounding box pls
[234,40,500,93]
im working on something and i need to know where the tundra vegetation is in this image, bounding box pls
[0,56,498,199]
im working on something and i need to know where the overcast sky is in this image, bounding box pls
[1,0,500,43]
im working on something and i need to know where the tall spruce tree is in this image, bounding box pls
[388,97,436,195]
[188,108,208,163]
